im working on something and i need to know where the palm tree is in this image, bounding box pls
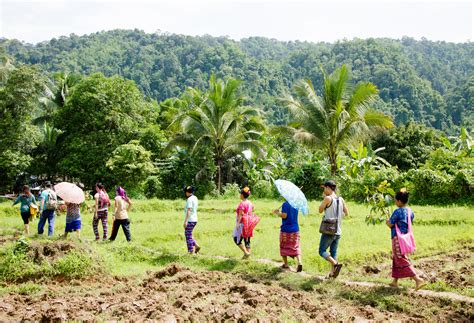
[284,65,394,175]
[168,75,264,192]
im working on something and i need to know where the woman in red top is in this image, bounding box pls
[233,187,259,259]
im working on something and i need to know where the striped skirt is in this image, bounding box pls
[280,231,301,257]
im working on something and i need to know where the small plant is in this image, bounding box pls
[365,180,395,224]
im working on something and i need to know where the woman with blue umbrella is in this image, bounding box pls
[273,180,309,273]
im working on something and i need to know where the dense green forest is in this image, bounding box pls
[1,30,473,131]
[0,30,473,206]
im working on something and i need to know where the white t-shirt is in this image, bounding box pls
[184,195,198,222]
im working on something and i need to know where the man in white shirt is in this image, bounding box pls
[184,185,201,254]
[38,182,57,236]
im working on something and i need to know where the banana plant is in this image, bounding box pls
[346,143,391,178]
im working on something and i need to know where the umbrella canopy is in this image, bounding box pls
[274,179,309,215]
[54,182,85,204]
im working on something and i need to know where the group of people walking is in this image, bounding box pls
[12,183,133,242]
[12,179,426,288]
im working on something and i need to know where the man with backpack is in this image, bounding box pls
[38,181,58,237]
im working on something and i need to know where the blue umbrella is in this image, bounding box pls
[274,179,309,215]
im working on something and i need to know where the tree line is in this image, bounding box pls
[0,33,472,204]
[1,30,473,133]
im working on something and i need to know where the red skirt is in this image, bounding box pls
[392,236,416,278]
[280,232,301,257]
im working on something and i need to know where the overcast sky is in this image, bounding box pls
[1,0,472,44]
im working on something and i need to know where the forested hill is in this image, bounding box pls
[1,30,473,132]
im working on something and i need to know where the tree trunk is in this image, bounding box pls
[329,147,338,176]
[216,158,222,194]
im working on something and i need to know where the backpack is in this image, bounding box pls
[99,191,110,209]
[46,190,58,210]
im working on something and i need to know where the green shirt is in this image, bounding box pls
[13,194,36,213]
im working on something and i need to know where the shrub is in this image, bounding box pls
[252,180,279,199]
[144,176,162,199]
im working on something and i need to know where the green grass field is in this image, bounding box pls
[1,198,472,282]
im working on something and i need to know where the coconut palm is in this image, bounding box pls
[168,75,264,192]
[284,65,394,175]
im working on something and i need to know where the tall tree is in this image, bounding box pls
[0,55,43,191]
[168,75,264,192]
[284,65,394,175]
[55,73,159,186]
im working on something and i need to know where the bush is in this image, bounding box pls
[252,180,279,199]
[144,176,162,199]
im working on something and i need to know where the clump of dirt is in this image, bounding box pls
[363,265,381,274]
[27,241,78,264]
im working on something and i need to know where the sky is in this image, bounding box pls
[0,0,472,44]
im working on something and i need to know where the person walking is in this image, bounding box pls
[233,187,259,259]
[183,185,200,254]
[318,180,348,278]
[12,185,37,236]
[38,182,57,237]
[93,183,110,241]
[109,186,132,242]
[64,202,82,239]
[386,189,426,290]
[273,199,303,272]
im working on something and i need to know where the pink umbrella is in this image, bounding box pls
[54,182,85,204]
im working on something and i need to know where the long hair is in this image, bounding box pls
[116,186,130,203]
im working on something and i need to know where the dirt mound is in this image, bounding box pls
[27,241,78,264]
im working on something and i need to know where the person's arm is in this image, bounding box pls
[12,196,21,206]
[319,196,332,213]
[94,194,99,217]
[40,194,45,212]
[114,199,118,218]
[386,210,397,228]
[237,208,243,223]
[126,199,132,211]
[342,202,349,217]
[184,208,191,229]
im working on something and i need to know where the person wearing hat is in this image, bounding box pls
[318,180,348,278]
[183,185,200,254]
[38,181,57,237]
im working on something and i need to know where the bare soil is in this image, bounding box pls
[1,263,472,321]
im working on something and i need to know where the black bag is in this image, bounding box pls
[319,197,339,235]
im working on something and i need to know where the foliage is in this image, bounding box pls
[0,59,43,191]
[106,140,156,189]
[4,32,472,132]
[370,122,443,171]
[365,180,395,224]
[284,65,393,175]
[345,143,391,178]
[168,75,265,192]
[54,73,159,187]
[143,176,162,199]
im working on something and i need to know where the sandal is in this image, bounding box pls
[195,245,201,254]
[332,263,343,278]
[296,264,303,273]
[280,264,290,270]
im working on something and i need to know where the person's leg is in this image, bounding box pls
[109,219,119,241]
[37,212,47,235]
[282,256,289,268]
[329,235,340,261]
[76,229,81,240]
[319,234,337,276]
[244,238,251,255]
[101,212,108,240]
[21,213,30,235]
[24,224,29,235]
[185,222,197,253]
[47,211,55,236]
[92,216,100,240]
[122,219,131,242]
[234,237,249,255]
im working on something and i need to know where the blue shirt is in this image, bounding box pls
[281,201,299,233]
[389,207,414,239]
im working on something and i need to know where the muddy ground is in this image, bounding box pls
[0,240,472,321]
[0,263,472,321]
